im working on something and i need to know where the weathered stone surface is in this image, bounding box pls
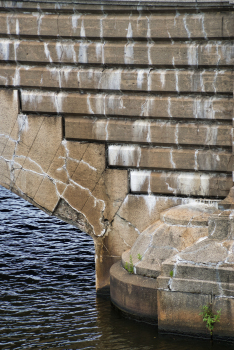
[0,89,19,155]
[130,171,232,197]
[110,261,158,322]
[108,146,232,171]
[1,40,233,66]
[1,65,232,93]
[22,91,233,120]
[122,203,215,278]
[66,118,232,147]
[1,12,233,39]
[157,290,211,337]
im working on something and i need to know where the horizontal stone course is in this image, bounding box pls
[0,39,233,66]
[21,91,233,120]
[1,65,232,93]
[66,118,232,147]
[130,170,232,197]
[108,145,232,171]
[0,12,233,39]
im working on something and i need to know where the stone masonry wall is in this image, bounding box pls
[0,0,233,291]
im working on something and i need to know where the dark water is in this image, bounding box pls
[0,186,233,350]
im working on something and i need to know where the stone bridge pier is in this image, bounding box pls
[0,0,233,318]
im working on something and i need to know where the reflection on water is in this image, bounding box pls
[0,186,233,350]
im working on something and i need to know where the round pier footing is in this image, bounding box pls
[110,261,158,324]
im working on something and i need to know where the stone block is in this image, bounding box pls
[157,290,211,337]
[33,176,60,212]
[24,91,233,120]
[110,261,158,322]
[66,118,232,148]
[117,194,181,234]
[130,171,232,197]
[2,65,231,93]
[1,40,233,67]
[108,145,232,171]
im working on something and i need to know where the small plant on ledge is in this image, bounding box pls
[124,255,134,274]
[199,303,221,336]
[137,253,142,261]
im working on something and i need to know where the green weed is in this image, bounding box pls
[199,304,221,336]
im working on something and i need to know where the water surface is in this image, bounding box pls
[0,186,233,350]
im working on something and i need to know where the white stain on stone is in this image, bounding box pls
[183,14,191,39]
[126,22,132,39]
[17,113,28,133]
[187,43,198,66]
[108,145,141,167]
[44,43,53,63]
[124,42,134,65]
[78,42,88,63]
[80,19,86,37]
[130,170,151,192]
[87,93,94,114]
[137,69,145,89]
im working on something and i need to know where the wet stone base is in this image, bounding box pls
[110,261,234,342]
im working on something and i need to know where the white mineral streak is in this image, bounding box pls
[147,69,152,91]
[101,68,122,90]
[147,42,153,65]
[17,113,28,133]
[175,70,179,93]
[53,93,63,114]
[108,145,141,167]
[87,93,94,114]
[140,98,150,117]
[105,119,109,140]
[199,13,208,40]
[15,19,19,35]
[183,14,191,39]
[126,22,133,39]
[174,10,180,26]
[124,42,134,65]
[78,42,88,64]
[13,40,19,63]
[6,14,11,35]
[160,70,166,88]
[167,97,173,118]
[37,13,44,36]
[200,70,205,92]
[146,15,151,39]
[133,120,151,143]
[137,69,145,89]
[213,70,219,94]
[66,43,77,63]
[44,43,53,63]
[175,123,179,144]
[194,150,199,170]
[187,43,198,66]
[80,19,86,37]
[176,173,210,196]
[63,66,73,83]
[71,14,81,30]
[170,149,176,169]
[95,94,104,115]
[205,125,218,145]
[0,39,10,61]
[130,170,151,192]
[21,90,43,110]
[13,66,21,86]
[55,42,63,61]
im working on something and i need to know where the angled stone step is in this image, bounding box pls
[130,170,232,197]
[1,65,232,93]
[108,146,232,171]
[1,39,233,66]
[21,91,233,121]
[0,12,233,39]
[66,119,232,147]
